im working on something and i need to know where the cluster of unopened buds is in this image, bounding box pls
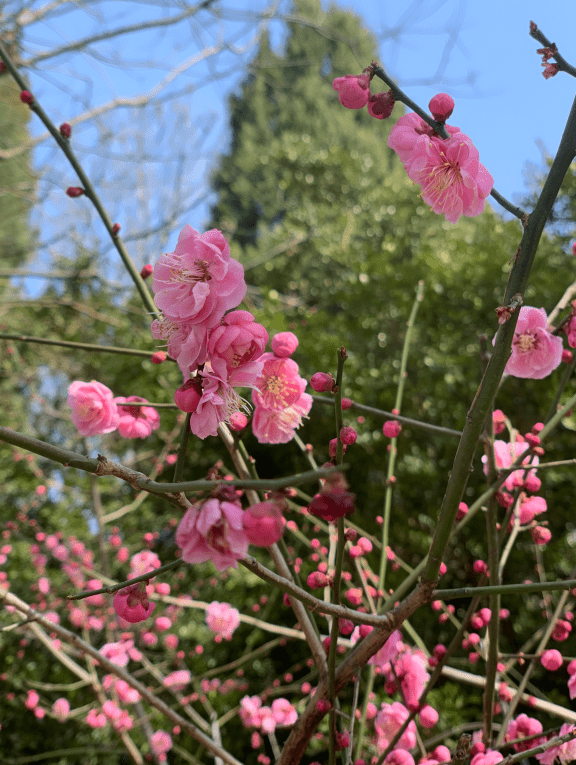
[332,64,395,120]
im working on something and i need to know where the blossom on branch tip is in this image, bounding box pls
[541,649,563,671]
[67,380,119,436]
[332,74,371,109]
[429,93,454,122]
[500,307,563,379]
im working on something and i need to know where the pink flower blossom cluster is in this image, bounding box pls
[500,307,563,379]
[67,381,160,439]
[251,332,312,444]
[205,601,240,641]
[388,107,493,223]
[535,725,576,765]
[150,226,268,438]
[239,695,297,734]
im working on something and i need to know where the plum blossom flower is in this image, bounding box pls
[151,731,173,761]
[205,601,241,641]
[163,669,191,692]
[67,380,119,436]
[388,113,493,223]
[129,550,161,579]
[502,307,563,379]
[271,698,297,726]
[375,701,417,753]
[535,725,576,765]
[482,439,538,491]
[253,356,305,410]
[152,226,246,325]
[207,310,268,372]
[332,74,371,109]
[542,649,563,671]
[506,714,544,752]
[471,752,503,765]
[251,392,312,443]
[114,397,160,438]
[176,498,249,570]
[52,698,70,721]
[271,331,299,358]
[113,582,155,623]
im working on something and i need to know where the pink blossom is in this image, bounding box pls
[536,725,576,765]
[501,307,563,379]
[67,380,119,436]
[99,640,134,667]
[151,316,208,374]
[253,356,305,410]
[271,331,299,358]
[482,439,538,491]
[310,372,335,392]
[207,310,268,372]
[163,669,191,692]
[375,701,417,752]
[242,501,285,547]
[113,583,155,623]
[86,709,107,728]
[114,397,160,438]
[519,495,547,524]
[386,751,415,765]
[151,731,173,759]
[419,705,439,728]
[206,601,240,641]
[52,698,70,721]
[506,714,544,752]
[25,689,39,710]
[252,392,313,444]
[176,498,249,570]
[114,680,140,704]
[239,695,263,727]
[152,226,246,326]
[541,649,563,671]
[129,550,161,579]
[271,698,297,726]
[396,650,430,711]
[568,673,576,700]
[383,420,402,438]
[471,751,503,765]
[332,74,371,109]
[229,411,248,431]
[405,133,493,223]
[388,113,461,168]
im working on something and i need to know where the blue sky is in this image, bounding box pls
[11,0,576,289]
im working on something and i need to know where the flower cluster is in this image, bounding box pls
[239,695,297,735]
[387,98,493,223]
[175,492,286,571]
[332,68,395,120]
[151,226,268,438]
[251,332,312,444]
[67,381,159,439]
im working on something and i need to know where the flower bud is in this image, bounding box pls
[20,90,34,104]
[151,351,167,364]
[59,123,72,139]
[339,426,357,445]
[541,649,563,671]
[271,331,298,358]
[140,264,153,279]
[228,412,248,431]
[174,377,202,413]
[429,93,454,122]
[383,420,401,438]
[112,223,121,236]
[310,372,335,392]
[367,90,395,119]
[242,501,285,547]
[66,186,85,198]
[332,74,371,109]
[341,397,352,410]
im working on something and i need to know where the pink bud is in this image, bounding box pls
[310,372,335,392]
[338,619,354,636]
[59,123,72,139]
[367,90,395,119]
[112,223,121,235]
[339,426,357,445]
[140,264,153,279]
[532,526,552,545]
[271,331,299,357]
[316,699,331,714]
[229,412,248,431]
[332,74,371,110]
[307,571,328,588]
[341,397,352,410]
[242,501,285,547]
[456,502,468,521]
[473,559,488,575]
[174,377,202,413]
[151,351,167,364]
[66,186,85,198]
[419,705,439,728]
[541,649,563,671]
[429,93,454,121]
[562,349,573,363]
[20,90,34,104]
[359,624,373,639]
[383,420,401,438]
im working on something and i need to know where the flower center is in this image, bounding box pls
[515,331,538,353]
[427,151,462,193]
[170,257,212,284]
[206,518,231,555]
